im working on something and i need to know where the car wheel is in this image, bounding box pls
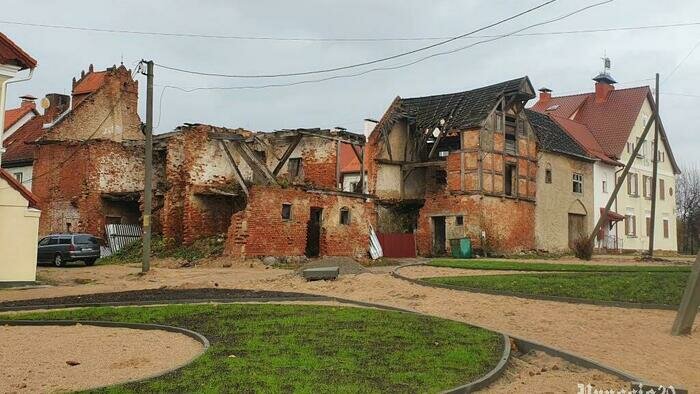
[53,254,65,268]
[84,259,96,266]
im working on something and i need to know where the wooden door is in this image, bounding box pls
[568,214,586,249]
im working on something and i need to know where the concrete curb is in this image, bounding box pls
[0,289,687,392]
[392,262,682,310]
[0,319,210,391]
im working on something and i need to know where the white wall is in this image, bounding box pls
[615,98,678,251]
[0,176,40,282]
[4,165,33,190]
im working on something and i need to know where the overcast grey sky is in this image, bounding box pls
[3,0,699,164]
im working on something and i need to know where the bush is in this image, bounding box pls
[572,235,593,260]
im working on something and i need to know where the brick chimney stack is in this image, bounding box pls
[538,88,552,103]
[593,56,616,103]
[43,93,71,123]
[19,94,37,108]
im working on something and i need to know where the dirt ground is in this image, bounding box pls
[0,324,203,393]
[1,257,698,392]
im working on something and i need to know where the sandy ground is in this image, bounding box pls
[0,324,203,393]
[1,259,698,392]
[484,350,629,393]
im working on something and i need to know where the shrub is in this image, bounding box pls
[572,235,593,260]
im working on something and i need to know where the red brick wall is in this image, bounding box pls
[224,186,375,258]
[415,194,535,255]
[301,142,338,189]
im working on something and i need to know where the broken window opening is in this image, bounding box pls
[281,203,292,220]
[505,115,517,155]
[435,170,447,186]
[545,163,552,184]
[572,173,583,194]
[505,163,517,197]
[494,101,505,131]
[455,215,464,226]
[339,207,351,225]
[288,157,302,178]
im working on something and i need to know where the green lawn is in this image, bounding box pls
[5,304,502,393]
[424,272,689,305]
[429,259,691,273]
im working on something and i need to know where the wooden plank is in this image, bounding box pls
[235,141,277,184]
[428,129,443,159]
[402,161,447,169]
[272,134,303,176]
[219,140,249,196]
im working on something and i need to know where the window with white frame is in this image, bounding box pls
[572,173,583,194]
[13,172,23,183]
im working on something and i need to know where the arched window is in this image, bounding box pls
[339,207,351,225]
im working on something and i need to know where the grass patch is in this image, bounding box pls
[98,235,225,265]
[6,304,502,393]
[424,272,689,305]
[429,259,691,273]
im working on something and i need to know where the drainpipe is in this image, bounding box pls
[0,68,35,167]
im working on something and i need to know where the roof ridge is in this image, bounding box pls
[549,84,650,100]
[403,76,527,100]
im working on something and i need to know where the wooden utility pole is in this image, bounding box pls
[648,73,660,256]
[142,60,154,273]
[672,252,700,335]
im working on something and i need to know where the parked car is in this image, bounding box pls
[37,233,101,267]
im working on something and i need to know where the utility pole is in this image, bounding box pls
[142,60,154,273]
[648,73,660,257]
[672,251,700,335]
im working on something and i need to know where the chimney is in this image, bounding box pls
[538,88,552,103]
[19,94,37,108]
[363,118,378,137]
[43,93,71,123]
[593,56,617,103]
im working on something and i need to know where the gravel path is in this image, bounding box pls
[0,324,203,393]
[1,262,698,391]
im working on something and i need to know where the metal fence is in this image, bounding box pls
[105,224,142,254]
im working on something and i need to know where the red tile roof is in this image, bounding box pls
[339,142,362,173]
[2,115,45,165]
[531,86,650,159]
[72,71,107,95]
[0,32,37,70]
[549,115,621,166]
[0,167,39,209]
[3,102,37,130]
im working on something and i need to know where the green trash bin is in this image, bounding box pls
[449,238,472,259]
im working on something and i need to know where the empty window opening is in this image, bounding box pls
[505,115,517,154]
[602,179,608,193]
[505,163,517,196]
[435,170,447,186]
[455,215,464,226]
[13,172,22,183]
[281,203,292,220]
[288,158,302,178]
[339,207,351,225]
[572,173,583,194]
[545,164,552,184]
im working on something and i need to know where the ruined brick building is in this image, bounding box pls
[32,64,144,238]
[152,124,374,259]
[366,77,539,255]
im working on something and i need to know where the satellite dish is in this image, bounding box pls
[40,97,50,109]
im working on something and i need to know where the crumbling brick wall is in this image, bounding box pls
[224,185,375,258]
[415,194,535,256]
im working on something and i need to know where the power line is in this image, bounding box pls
[2,18,699,42]
[661,38,700,85]
[153,0,559,79]
[154,0,614,93]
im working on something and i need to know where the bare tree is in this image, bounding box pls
[677,162,700,254]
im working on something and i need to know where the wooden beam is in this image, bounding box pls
[235,141,278,185]
[272,134,303,176]
[428,129,443,159]
[381,127,393,161]
[402,161,446,169]
[672,252,700,335]
[219,140,249,196]
[297,130,364,145]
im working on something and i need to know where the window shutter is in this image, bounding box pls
[632,216,637,236]
[627,176,632,195]
[660,179,665,200]
[663,220,669,238]
[625,216,630,235]
[642,176,647,198]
